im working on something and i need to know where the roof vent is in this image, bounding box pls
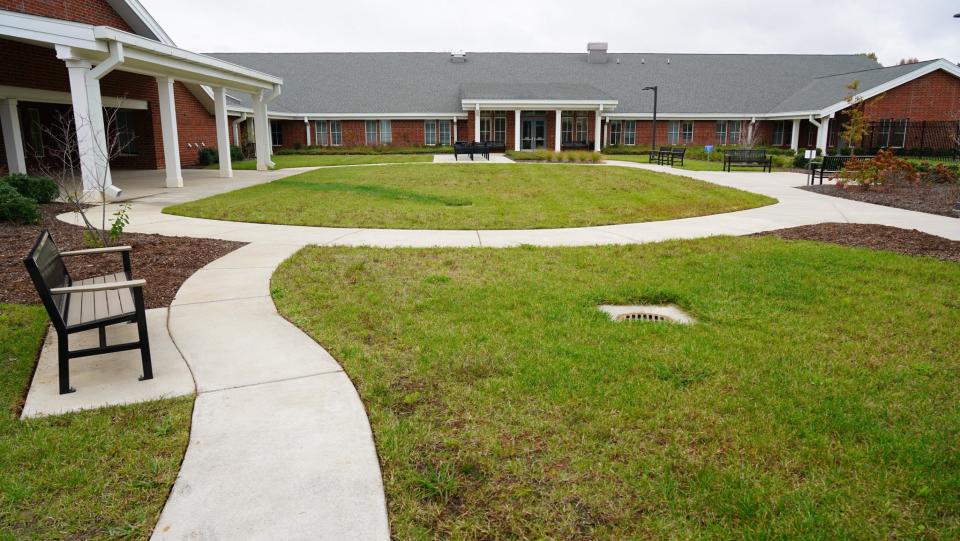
[450,51,466,63]
[587,42,608,64]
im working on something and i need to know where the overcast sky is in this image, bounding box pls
[141,0,959,67]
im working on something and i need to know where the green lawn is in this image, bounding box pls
[0,304,192,540]
[167,164,774,230]
[209,153,434,170]
[272,238,960,539]
[606,155,783,172]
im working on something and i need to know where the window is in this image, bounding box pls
[561,114,573,143]
[329,120,342,146]
[115,110,137,155]
[716,120,742,145]
[610,121,622,146]
[772,121,786,146]
[680,121,693,145]
[494,113,506,144]
[270,120,282,146]
[576,117,588,143]
[439,120,451,145]
[316,120,327,146]
[878,119,908,148]
[365,120,378,145]
[380,120,392,145]
[479,116,491,142]
[424,120,437,145]
[624,120,637,145]
[668,121,680,145]
[26,108,44,157]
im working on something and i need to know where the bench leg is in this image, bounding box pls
[57,331,75,394]
[132,288,153,381]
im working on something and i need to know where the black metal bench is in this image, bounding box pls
[808,155,874,185]
[724,149,772,172]
[667,147,686,166]
[648,146,672,165]
[23,230,153,395]
[453,141,474,161]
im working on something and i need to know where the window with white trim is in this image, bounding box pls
[576,116,588,143]
[115,110,137,155]
[878,119,908,148]
[270,120,282,146]
[479,116,491,142]
[716,120,742,145]
[680,121,693,145]
[424,120,437,145]
[668,121,680,145]
[494,113,506,144]
[624,120,637,145]
[561,114,573,143]
[772,121,786,146]
[316,120,327,146]
[610,121,622,146]
[330,120,342,146]
[380,120,392,145]
[365,120,378,145]
[439,120,451,145]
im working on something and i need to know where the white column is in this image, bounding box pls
[156,76,182,188]
[473,105,480,142]
[554,110,562,152]
[514,109,521,151]
[816,117,830,153]
[0,99,26,174]
[232,116,241,148]
[304,117,311,146]
[602,119,608,148]
[252,92,271,171]
[790,119,800,151]
[64,59,111,194]
[594,109,601,151]
[213,87,232,179]
[453,117,458,142]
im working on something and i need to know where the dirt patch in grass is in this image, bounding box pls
[801,183,960,217]
[0,203,245,308]
[757,222,960,262]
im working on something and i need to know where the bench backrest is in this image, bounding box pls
[726,149,767,160]
[671,148,686,156]
[659,146,671,152]
[820,155,874,171]
[23,230,70,328]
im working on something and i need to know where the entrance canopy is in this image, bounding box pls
[0,9,283,194]
[460,82,617,111]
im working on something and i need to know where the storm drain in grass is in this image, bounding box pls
[598,304,695,325]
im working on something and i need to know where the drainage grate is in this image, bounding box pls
[598,304,695,325]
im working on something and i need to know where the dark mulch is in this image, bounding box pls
[801,183,960,218]
[1,204,246,309]
[757,222,960,262]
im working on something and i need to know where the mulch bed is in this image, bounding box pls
[757,222,960,262]
[801,183,960,218]
[1,204,245,309]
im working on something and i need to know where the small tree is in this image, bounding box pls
[740,120,762,149]
[838,80,875,155]
[35,106,132,247]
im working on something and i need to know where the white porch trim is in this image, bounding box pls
[156,76,182,187]
[554,110,561,152]
[514,110,521,151]
[790,119,801,151]
[0,99,26,174]
[214,87,232,178]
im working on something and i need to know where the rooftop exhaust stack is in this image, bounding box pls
[450,51,466,63]
[587,42,608,64]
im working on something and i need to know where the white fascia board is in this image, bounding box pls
[0,84,148,109]
[606,111,816,120]
[93,26,282,86]
[0,10,105,51]
[106,0,175,45]
[265,112,469,120]
[461,99,618,111]
[817,59,960,118]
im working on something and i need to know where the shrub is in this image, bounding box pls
[837,149,918,190]
[921,163,959,184]
[198,147,218,166]
[230,145,245,161]
[275,145,451,155]
[506,150,602,163]
[1,173,58,203]
[0,182,40,224]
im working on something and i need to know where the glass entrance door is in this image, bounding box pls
[521,119,546,150]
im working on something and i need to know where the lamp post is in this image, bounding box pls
[642,85,658,149]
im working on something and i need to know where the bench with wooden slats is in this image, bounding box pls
[23,230,153,395]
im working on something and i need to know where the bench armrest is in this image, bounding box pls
[60,246,132,257]
[50,279,146,295]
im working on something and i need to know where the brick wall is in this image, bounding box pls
[862,69,960,121]
[0,0,133,29]
[0,38,218,171]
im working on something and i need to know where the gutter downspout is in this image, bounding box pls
[232,112,247,151]
[88,41,125,198]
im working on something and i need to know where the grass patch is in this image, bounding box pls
[505,150,603,163]
[167,163,774,229]
[272,238,960,538]
[209,153,434,170]
[605,155,785,172]
[0,304,192,539]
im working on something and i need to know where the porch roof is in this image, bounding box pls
[460,82,615,102]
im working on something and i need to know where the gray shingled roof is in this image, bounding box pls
[768,60,937,113]
[460,82,614,101]
[210,52,884,115]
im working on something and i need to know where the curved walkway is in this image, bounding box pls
[60,161,958,540]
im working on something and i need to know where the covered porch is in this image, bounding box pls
[0,9,282,197]
[460,83,617,152]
